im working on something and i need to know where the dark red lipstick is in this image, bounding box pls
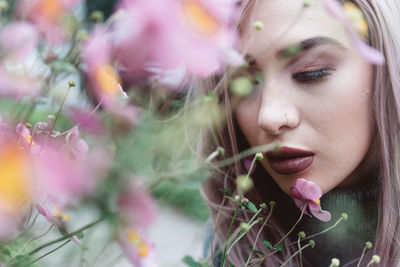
[265,147,314,175]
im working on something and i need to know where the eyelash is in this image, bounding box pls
[292,69,333,83]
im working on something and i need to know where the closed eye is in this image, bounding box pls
[292,69,333,83]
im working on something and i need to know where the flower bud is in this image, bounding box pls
[255,152,263,161]
[365,241,372,249]
[90,11,104,23]
[372,255,380,264]
[236,175,254,192]
[341,213,348,221]
[303,0,311,8]
[24,122,32,129]
[298,231,306,239]
[68,80,76,87]
[0,0,9,12]
[330,258,340,267]
[260,203,267,210]
[217,146,225,156]
[77,29,89,41]
[229,76,253,98]
[257,217,263,222]
[47,115,56,125]
[253,21,264,30]
[240,222,250,232]
[308,240,315,248]
[269,201,276,207]
[234,195,241,202]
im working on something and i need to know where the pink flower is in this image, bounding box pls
[0,67,42,98]
[67,108,105,135]
[290,178,331,222]
[113,0,242,80]
[322,0,385,65]
[0,142,34,239]
[119,228,158,267]
[36,203,81,244]
[62,127,89,161]
[118,180,157,229]
[81,27,129,108]
[0,22,39,62]
[17,0,81,45]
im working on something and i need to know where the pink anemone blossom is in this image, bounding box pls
[119,228,158,267]
[118,180,157,229]
[113,0,243,80]
[322,0,385,65]
[0,141,34,239]
[290,178,331,222]
[17,0,81,45]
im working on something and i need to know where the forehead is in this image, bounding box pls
[241,0,351,62]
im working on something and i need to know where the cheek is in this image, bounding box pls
[234,96,262,145]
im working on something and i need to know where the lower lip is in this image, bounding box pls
[268,155,314,175]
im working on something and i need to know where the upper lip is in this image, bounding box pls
[265,146,314,159]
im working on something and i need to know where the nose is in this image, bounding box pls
[257,86,300,135]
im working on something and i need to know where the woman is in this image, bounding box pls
[201,0,400,266]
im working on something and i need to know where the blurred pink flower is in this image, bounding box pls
[118,180,157,229]
[322,0,384,64]
[0,67,42,98]
[0,22,39,62]
[62,127,89,161]
[82,27,129,107]
[113,0,242,79]
[17,0,81,44]
[119,229,158,267]
[36,203,82,244]
[16,123,42,154]
[290,178,331,222]
[68,108,105,135]
[0,142,34,239]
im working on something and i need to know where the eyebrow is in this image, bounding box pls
[276,36,346,59]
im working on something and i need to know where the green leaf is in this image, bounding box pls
[229,264,236,267]
[183,255,199,267]
[0,246,11,257]
[246,201,258,213]
[262,241,273,249]
[274,245,283,252]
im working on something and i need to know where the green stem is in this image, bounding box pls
[221,205,240,267]
[301,217,343,242]
[356,246,368,267]
[28,216,104,256]
[297,236,303,267]
[246,156,257,177]
[279,243,311,267]
[276,205,306,246]
[244,205,274,267]
[29,240,71,265]
[225,219,260,260]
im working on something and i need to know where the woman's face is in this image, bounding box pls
[234,0,375,195]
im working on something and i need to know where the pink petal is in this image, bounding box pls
[295,178,322,200]
[350,31,385,65]
[322,0,346,20]
[308,201,331,222]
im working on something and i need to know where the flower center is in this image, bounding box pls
[0,147,30,214]
[54,205,70,221]
[38,0,64,22]
[25,134,36,147]
[344,2,368,37]
[315,199,321,205]
[183,0,219,36]
[127,229,149,257]
[95,63,122,96]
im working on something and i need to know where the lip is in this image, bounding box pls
[265,147,315,175]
